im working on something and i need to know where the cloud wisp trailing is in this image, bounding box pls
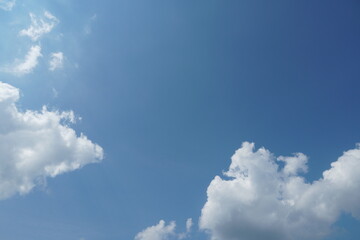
[49,52,64,71]
[19,11,59,41]
[0,82,103,199]
[199,142,360,240]
[1,45,42,76]
[0,0,15,11]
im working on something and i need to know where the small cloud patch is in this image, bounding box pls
[49,52,64,71]
[19,11,59,41]
[1,45,42,76]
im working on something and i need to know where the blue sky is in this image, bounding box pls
[1,0,360,240]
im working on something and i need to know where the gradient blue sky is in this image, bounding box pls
[1,0,360,240]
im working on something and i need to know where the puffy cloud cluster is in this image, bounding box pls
[0,0,15,11]
[199,142,360,240]
[2,11,63,76]
[0,82,103,199]
[49,52,64,71]
[2,45,42,76]
[135,219,192,240]
[19,11,59,41]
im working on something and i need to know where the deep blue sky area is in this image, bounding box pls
[1,0,360,240]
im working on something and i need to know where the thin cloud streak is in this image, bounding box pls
[1,45,42,76]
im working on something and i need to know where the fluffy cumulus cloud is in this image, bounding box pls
[49,52,64,71]
[199,142,360,240]
[0,82,103,199]
[135,219,193,240]
[19,11,59,41]
[0,0,15,11]
[135,220,176,240]
[2,45,42,76]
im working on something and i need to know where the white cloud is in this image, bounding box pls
[278,153,308,176]
[49,52,64,71]
[135,220,176,240]
[0,0,15,11]
[178,218,193,239]
[2,45,42,76]
[135,219,193,240]
[19,11,59,41]
[0,82,103,199]
[185,218,192,233]
[199,142,360,240]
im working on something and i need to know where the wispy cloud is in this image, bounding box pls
[49,52,64,71]
[19,11,59,41]
[2,45,42,76]
[0,0,15,11]
[84,14,97,35]
[0,82,104,199]
[52,87,59,98]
